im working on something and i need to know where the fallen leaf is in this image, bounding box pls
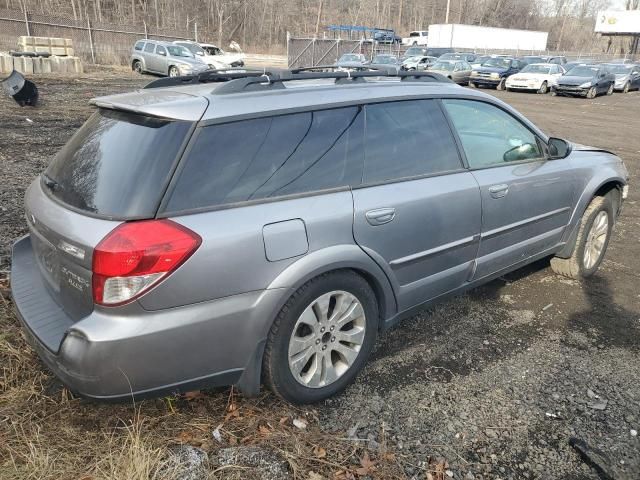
[182,390,205,400]
[383,452,396,462]
[313,446,327,458]
[279,416,289,425]
[293,418,307,429]
[259,425,271,436]
[355,451,377,475]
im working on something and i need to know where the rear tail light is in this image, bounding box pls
[92,220,201,306]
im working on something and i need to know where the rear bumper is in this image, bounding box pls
[11,235,285,400]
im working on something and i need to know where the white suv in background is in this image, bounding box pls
[402,31,428,46]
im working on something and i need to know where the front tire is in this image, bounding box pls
[623,82,630,93]
[537,81,548,94]
[263,271,378,404]
[606,83,614,95]
[168,66,180,77]
[132,60,143,74]
[468,81,476,88]
[586,86,597,99]
[550,195,614,279]
[496,78,506,91]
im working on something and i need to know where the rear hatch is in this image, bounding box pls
[25,107,194,323]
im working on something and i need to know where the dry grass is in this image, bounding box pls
[0,287,407,480]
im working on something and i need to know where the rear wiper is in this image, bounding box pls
[42,174,59,191]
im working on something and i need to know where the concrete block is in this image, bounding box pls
[51,47,67,56]
[41,57,51,73]
[0,54,13,73]
[32,57,41,74]
[22,56,33,74]
[73,57,83,74]
[51,38,65,47]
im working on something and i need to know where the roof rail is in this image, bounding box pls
[143,68,283,89]
[213,70,453,95]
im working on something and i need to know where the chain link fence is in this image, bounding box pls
[0,8,196,66]
[287,36,635,69]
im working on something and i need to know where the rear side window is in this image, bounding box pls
[165,107,364,212]
[144,42,155,53]
[363,100,461,183]
[134,41,144,51]
[44,110,191,218]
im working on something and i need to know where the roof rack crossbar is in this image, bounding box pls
[143,68,283,89]
[213,70,453,94]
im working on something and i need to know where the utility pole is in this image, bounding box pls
[445,0,451,24]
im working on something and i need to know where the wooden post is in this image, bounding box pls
[87,18,96,64]
[23,7,30,36]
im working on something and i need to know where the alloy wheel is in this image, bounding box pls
[623,82,630,93]
[288,290,366,389]
[583,211,609,269]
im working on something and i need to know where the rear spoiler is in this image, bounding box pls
[89,90,208,121]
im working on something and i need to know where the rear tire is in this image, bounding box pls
[537,81,548,94]
[263,271,378,404]
[550,195,614,279]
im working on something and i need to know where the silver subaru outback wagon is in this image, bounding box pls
[11,70,629,404]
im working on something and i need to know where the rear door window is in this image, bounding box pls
[165,106,364,212]
[362,100,461,183]
[44,109,191,218]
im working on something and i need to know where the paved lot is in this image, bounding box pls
[0,71,638,479]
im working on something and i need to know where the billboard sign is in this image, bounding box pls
[595,10,640,34]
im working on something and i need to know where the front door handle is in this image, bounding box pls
[489,184,509,198]
[365,208,396,226]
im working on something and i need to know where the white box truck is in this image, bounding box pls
[427,24,548,52]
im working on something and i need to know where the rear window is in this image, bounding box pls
[44,109,191,218]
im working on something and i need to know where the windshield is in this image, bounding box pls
[372,55,396,64]
[44,110,191,218]
[605,64,633,74]
[524,57,545,64]
[405,47,425,57]
[521,64,552,74]
[566,66,598,77]
[431,61,455,71]
[339,54,361,62]
[167,45,193,57]
[474,56,489,64]
[440,53,466,61]
[482,57,511,68]
[178,43,205,56]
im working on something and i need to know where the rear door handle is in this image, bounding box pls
[489,184,509,198]
[365,208,396,226]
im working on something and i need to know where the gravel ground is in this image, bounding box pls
[0,69,639,479]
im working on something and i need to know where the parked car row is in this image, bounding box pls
[131,39,245,77]
[336,49,639,99]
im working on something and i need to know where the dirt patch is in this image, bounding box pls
[1,70,639,479]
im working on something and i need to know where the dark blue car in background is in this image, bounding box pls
[469,57,527,90]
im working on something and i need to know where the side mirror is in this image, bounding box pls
[548,137,571,159]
